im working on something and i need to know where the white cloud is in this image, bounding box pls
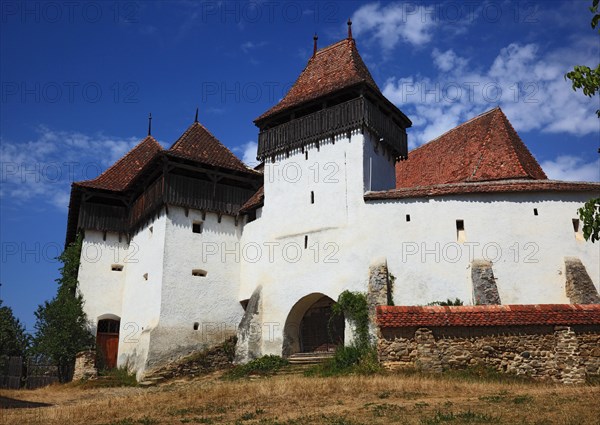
[241,41,267,54]
[238,141,259,168]
[382,42,600,147]
[541,155,600,182]
[351,3,436,50]
[0,127,140,210]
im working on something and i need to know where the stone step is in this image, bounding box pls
[288,352,335,365]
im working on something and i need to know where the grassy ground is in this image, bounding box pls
[1,370,599,425]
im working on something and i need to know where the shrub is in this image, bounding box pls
[224,355,289,379]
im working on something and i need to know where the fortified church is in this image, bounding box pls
[67,23,600,379]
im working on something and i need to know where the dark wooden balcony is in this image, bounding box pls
[257,96,408,160]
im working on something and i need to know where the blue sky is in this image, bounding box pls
[1,0,599,330]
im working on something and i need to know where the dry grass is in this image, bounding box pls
[1,371,599,425]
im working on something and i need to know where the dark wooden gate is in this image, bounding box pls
[299,298,344,353]
[96,319,120,369]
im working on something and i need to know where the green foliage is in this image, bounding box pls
[224,355,289,379]
[0,299,30,357]
[421,410,498,424]
[305,291,382,377]
[427,298,464,306]
[578,198,600,242]
[32,234,94,382]
[331,291,370,349]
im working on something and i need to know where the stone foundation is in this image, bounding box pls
[379,326,600,384]
[73,350,97,381]
[377,304,600,384]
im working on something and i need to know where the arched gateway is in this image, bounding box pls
[282,293,344,357]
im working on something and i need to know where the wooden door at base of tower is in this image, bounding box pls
[96,319,120,369]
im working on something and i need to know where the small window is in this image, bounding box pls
[111,264,124,272]
[143,273,148,281]
[193,322,199,330]
[192,269,207,277]
[98,319,120,334]
[456,220,466,243]
[192,222,203,234]
[304,235,308,249]
[572,219,584,241]
[533,208,538,216]
[305,151,308,160]
[406,214,411,222]
[310,191,314,204]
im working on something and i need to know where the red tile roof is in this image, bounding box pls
[76,136,163,191]
[256,38,380,123]
[365,179,600,200]
[396,107,547,188]
[168,122,255,174]
[240,186,264,213]
[377,304,600,328]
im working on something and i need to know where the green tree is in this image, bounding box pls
[32,235,94,382]
[0,299,30,357]
[565,0,600,242]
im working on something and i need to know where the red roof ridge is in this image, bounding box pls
[366,179,600,200]
[377,304,600,328]
[410,107,501,155]
[495,108,547,180]
[255,37,380,123]
[76,135,163,191]
[168,121,257,174]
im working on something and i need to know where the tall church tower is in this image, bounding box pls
[251,21,411,229]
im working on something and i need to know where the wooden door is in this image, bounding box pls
[96,319,120,369]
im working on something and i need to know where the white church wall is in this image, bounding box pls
[78,230,128,332]
[239,128,600,358]
[145,206,245,368]
[117,213,166,379]
[364,192,600,306]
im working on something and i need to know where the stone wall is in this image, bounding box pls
[471,260,501,305]
[73,350,97,381]
[564,257,600,304]
[379,326,600,384]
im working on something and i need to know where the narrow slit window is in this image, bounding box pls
[533,208,538,216]
[111,264,124,272]
[304,235,308,249]
[572,219,584,241]
[192,222,203,234]
[305,151,308,160]
[193,322,199,330]
[310,191,314,204]
[192,269,207,277]
[406,214,411,222]
[456,220,466,243]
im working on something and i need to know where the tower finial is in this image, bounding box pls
[194,107,198,123]
[148,113,152,136]
[347,18,353,39]
[313,33,318,57]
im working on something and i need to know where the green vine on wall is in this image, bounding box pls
[331,291,370,350]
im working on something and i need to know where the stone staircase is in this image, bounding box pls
[287,352,335,365]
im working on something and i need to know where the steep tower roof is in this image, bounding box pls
[167,121,254,174]
[255,38,381,123]
[395,107,547,188]
[76,135,163,191]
